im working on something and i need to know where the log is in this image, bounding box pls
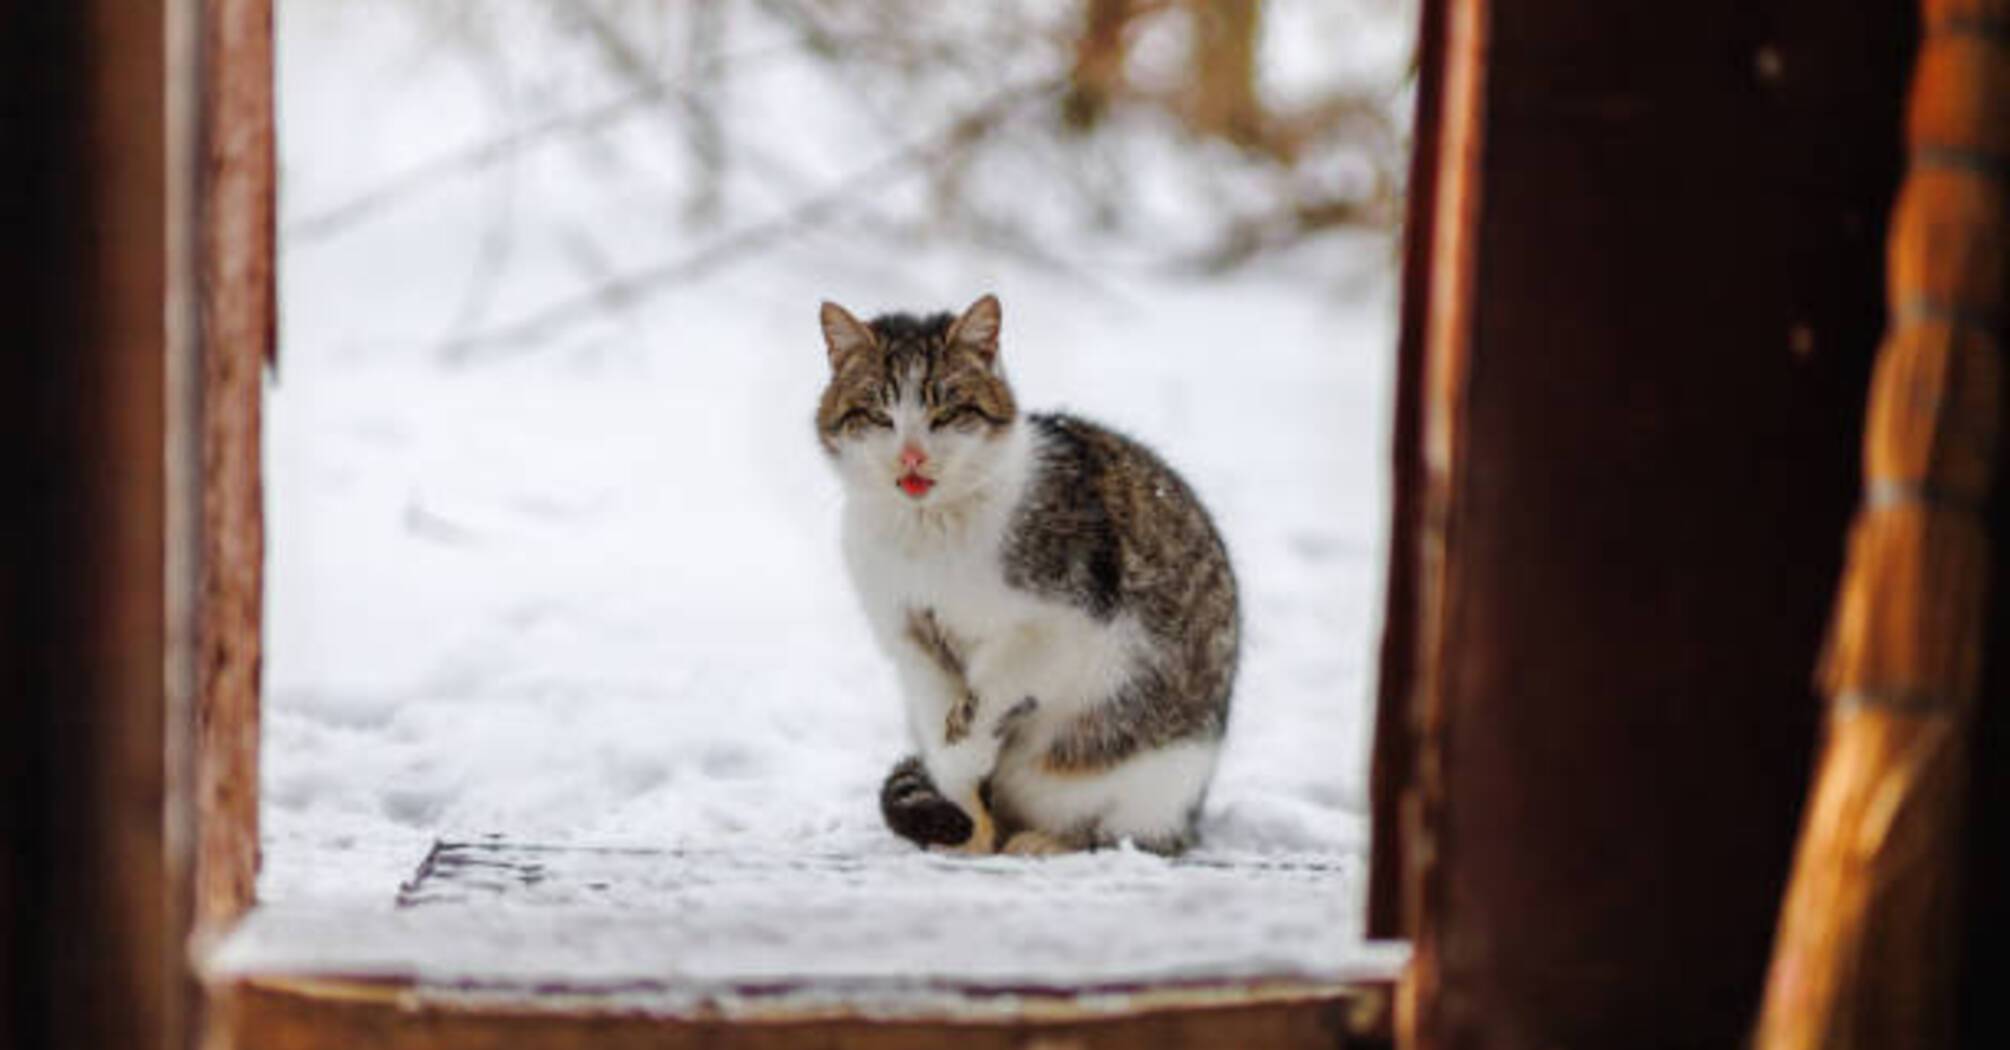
[1387,0,1913,1046]
[1754,1,2008,1046]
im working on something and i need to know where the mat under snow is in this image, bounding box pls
[214,839,1403,1013]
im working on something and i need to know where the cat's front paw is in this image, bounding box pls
[888,794,973,848]
[880,755,976,848]
[930,805,997,856]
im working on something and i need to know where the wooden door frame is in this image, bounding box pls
[1372,0,1925,1047]
[15,1,1396,1046]
[3,1,197,1047]
[16,0,1956,1048]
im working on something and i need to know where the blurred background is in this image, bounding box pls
[264,0,1415,908]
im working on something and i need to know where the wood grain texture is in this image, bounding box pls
[0,3,187,1048]
[0,12,54,1038]
[1754,0,2007,1046]
[168,1,205,1047]
[1961,409,2010,1047]
[197,0,273,932]
[1393,0,1488,1043]
[207,977,1390,1050]
[1366,0,1446,944]
[1399,1,1914,1047]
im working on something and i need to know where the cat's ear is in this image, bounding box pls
[820,301,875,364]
[947,294,1002,364]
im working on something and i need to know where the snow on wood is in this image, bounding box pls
[213,839,1402,1013]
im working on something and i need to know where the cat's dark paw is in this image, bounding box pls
[880,755,973,847]
[889,796,974,847]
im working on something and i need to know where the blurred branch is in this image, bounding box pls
[1181,0,1264,149]
[680,0,727,222]
[1180,188,1400,273]
[554,0,817,217]
[748,0,913,147]
[958,216,1140,308]
[752,0,1006,72]
[1261,91,1403,166]
[282,17,832,248]
[438,76,1067,361]
[296,0,1407,298]
[436,41,527,348]
[558,0,730,215]
[1061,0,1138,131]
[283,87,668,245]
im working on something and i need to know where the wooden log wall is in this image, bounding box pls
[1943,9,2009,1045]
[197,0,275,935]
[1380,1,1916,1046]
[0,3,191,1048]
[1755,1,2009,1047]
[1367,0,1448,943]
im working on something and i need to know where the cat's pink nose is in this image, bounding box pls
[900,444,928,470]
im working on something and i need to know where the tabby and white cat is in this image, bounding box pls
[817,295,1239,856]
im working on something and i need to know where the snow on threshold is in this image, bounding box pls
[209,841,1405,1015]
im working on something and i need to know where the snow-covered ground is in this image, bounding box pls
[263,0,1406,970]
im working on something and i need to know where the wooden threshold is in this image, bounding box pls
[201,842,1402,1046]
[207,971,1392,1049]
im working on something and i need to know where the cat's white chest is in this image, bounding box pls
[841,503,1019,646]
[842,498,1139,730]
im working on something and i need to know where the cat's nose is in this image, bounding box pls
[899,443,928,470]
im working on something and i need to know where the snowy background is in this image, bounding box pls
[263,0,1410,965]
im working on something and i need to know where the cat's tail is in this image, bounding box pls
[879,755,973,847]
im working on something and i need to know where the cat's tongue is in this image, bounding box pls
[899,474,935,498]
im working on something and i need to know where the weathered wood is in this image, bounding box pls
[208,976,1390,1050]
[196,0,273,933]
[1755,1,2008,1046]
[1964,426,2010,1048]
[1391,0,1487,1040]
[0,14,52,1038]
[168,1,206,1048]
[205,843,1399,1048]
[1393,0,1914,1046]
[1366,0,1447,944]
[0,2,192,1048]
[1893,14,2010,1040]
[214,842,1399,998]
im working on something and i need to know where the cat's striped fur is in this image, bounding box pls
[819,295,1238,856]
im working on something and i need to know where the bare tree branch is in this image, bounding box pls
[437,76,1067,361]
[679,0,727,222]
[283,87,668,245]
[281,21,835,247]
[1177,189,1400,274]
[552,0,816,222]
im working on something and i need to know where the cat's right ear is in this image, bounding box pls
[820,301,874,366]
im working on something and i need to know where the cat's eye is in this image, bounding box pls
[930,406,977,430]
[839,407,892,430]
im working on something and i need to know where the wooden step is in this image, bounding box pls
[202,839,1403,1047]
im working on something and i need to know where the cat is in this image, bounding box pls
[818,294,1239,856]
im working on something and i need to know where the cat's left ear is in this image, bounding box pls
[821,301,875,365]
[947,294,1002,365]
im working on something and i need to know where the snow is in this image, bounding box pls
[260,0,1405,987]
[214,842,1405,1013]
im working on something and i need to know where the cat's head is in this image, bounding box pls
[816,294,1019,506]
